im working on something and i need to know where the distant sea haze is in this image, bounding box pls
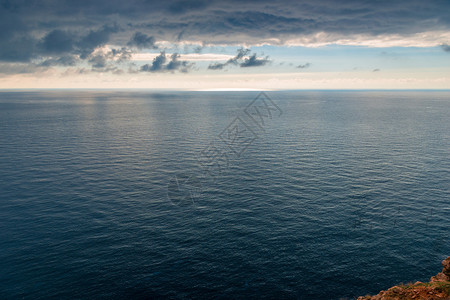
[0,91,449,299]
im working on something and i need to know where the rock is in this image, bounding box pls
[431,272,449,282]
[442,257,450,277]
[358,257,450,299]
[431,257,450,282]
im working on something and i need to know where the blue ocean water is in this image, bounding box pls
[0,90,449,299]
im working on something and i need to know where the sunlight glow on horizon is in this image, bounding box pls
[2,70,449,90]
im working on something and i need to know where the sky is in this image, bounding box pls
[1,0,450,90]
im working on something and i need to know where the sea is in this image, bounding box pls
[0,90,449,299]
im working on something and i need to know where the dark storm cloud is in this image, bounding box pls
[2,0,449,47]
[127,32,157,49]
[0,1,35,62]
[36,25,118,60]
[1,0,449,72]
[168,0,209,15]
[139,0,450,44]
[40,30,74,54]
[0,36,36,62]
[140,52,191,73]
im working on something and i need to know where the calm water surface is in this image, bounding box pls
[0,91,449,299]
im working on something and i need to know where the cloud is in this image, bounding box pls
[1,0,450,75]
[193,46,203,53]
[2,0,449,51]
[35,25,119,61]
[208,48,269,70]
[208,48,249,70]
[0,62,42,75]
[87,47,131,71]
[231,48,250,64]
[131,52,233,61]
[39,55,78,67]
[240,53,270,67]
[88,55,108,69]
[296,63,311,69]
[77,25,119,58]
[373,68,380,72]
[207,62,226,70]
[39,30,74,54]
[166,53,191,72]
[109,48,132,62]
[141,52,166,72]
[168,0,209,15]
[0,36,36,62]
[127,32,157,49]
[441,44,450,52]
[140,51,192,72]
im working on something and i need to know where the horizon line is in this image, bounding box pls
[1,88,450,92]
